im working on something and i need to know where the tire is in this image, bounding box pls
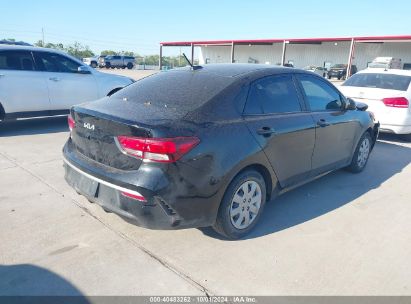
[0,103,5,121]
[90,62,97,68]
[337,76,341,80]
[328,75,331,79]
[213,170,266,239]
[105,63,111,69]
[121,66,126,69]
[346,132,372,173]
[400,133,411,142]
[127,63,133,69]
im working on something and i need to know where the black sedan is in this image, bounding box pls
[63,64,379,239]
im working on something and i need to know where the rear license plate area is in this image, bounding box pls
[66,165,99,198]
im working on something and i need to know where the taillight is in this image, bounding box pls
[382,97,409,108]
[116,136,200,163]
[68,114,76,132]
[121,191,146,202]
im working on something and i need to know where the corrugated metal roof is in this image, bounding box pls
[161,35,411,46]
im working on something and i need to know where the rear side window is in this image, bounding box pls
[343,73,411,91]
[298,75,343,111]
[0,50,35,71]
[245,75,302,114]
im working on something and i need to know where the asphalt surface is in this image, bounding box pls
[0,70,410,296]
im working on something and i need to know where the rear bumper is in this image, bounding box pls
[379,124,411,135]
[328,71,344,78]
[64,159,181,229]
[63,141,221,230]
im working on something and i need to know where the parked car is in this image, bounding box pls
[368,57,402,69]
[82,55,101,68]
[63,64,379,239]
[327,64,357,80]
[104,55,135,69]
[339,68,411,141]
[98,55,107,68]
[304,65,327,77]
[0,45,134,121]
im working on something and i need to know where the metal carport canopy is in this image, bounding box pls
[158,35,411,69]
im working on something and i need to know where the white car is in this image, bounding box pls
[303,65,327,77]
[339,68,411,141]
[82,56,99,68]
[0,45,134,121]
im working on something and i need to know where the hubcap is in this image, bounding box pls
[357,137,370,168]
[230,180,262,230]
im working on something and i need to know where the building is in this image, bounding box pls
[159,35,411,71]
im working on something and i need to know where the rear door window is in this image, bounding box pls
[343,73,411,91]
[0,50,35,71]
[297,75,343,111]
[244,75,303,115]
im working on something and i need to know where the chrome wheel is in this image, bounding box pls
[357,137,370,168]
[229,180,262,230]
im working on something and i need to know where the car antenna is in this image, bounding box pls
[182,53,202,70]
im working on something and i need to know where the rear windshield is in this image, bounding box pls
[114,70,234,110]
[343,73,411,91]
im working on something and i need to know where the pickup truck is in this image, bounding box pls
[104,55,135,69]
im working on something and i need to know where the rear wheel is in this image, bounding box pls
[213,170,266,239]
[346,132,372,173]
[90,62,97,68]
[105,63,111,69]
[127,62,133,69]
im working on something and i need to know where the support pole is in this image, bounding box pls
[191,43,194,66]
[281,41,287,66]
[346,38,355,79]
[159,45,163,70]
[231,41,235,63]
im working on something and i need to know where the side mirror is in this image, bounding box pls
[77,66,91,74]
[356,101,368,111]
[345,98,357,110]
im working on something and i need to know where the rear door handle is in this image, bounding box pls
[317,119,330,127]
[49,77,61,81]
[257,127,276,136]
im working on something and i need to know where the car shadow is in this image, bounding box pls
[0,116,68,137]
[0,264,89,301]
[200,139,411,240]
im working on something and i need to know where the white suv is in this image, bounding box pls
[339,68,411,141]
[0,45,134,121]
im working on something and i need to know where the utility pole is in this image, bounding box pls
[42,28,45,46]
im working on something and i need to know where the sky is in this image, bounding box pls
[1,0,411,56]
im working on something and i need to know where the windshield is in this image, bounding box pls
[343,73,411,91]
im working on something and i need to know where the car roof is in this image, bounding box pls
[0,44,84,64]
[357,68,411,76]
[170,63,301,78]
[0,44,68,55]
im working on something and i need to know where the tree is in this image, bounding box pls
[100,50,118,56]
[33,40,94,58]
[65,42,94,58]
